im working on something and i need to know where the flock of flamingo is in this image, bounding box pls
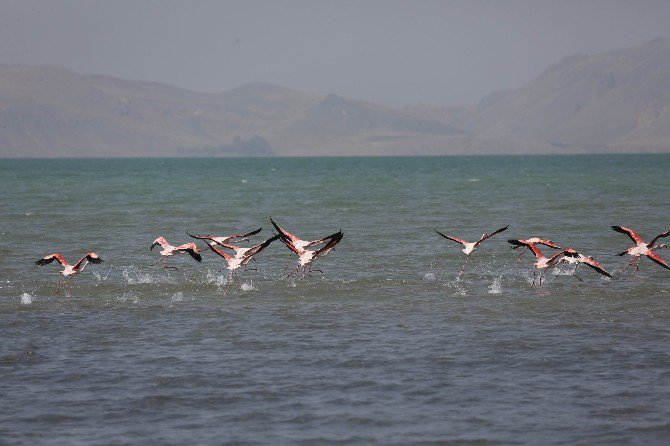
[35,220,668,293]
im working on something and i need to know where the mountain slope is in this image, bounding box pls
[465,38,670,149]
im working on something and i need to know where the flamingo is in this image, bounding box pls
[187,227,262,246]
[508,240,566,286]
[35,252,103,293]
[270,218,343,277]
[509,237,562,258]
[552,249,612,281]
[205,234,279,288]
[150,237,202,269]
[434,225,508,276]
[612,226,670,273]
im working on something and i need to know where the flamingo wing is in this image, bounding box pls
[241,235,280,263]
[313,231,343,258]
[475,225,509,246]
[35,253,68,266]
[535,239,561,249]
[434,229,467,246]
[207,243,232,262]
[278,236,302,255]
[580,256,612,278]
[648,229,670,248]
[645,250,670,270]
[177,243,202,262]
[612,226,644,244]
[73,252,103,269]
[231,227,263,240]
[547,249,569,264]
[508,239,528,249]
[270,217,304,245]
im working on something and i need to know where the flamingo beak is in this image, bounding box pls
[151,242,158,251]
[617,251,627,256]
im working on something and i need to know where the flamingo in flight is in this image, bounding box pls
[150,237,202,269]
[205,234,279,287]
[552,249,612,281]
[612,226,670,273]
[35,252,103,293]
[508,240,566,286]
[270,217,343,277]
[434,225,508,276]
[509,237,562,258]
[187,227,262,246]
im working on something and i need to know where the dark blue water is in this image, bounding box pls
[1,155,669,444]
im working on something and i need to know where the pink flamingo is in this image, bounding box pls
[187,227,262,246]
[434,225,508,276]
[150,237,202,269]
[270,218,343,277]
[552,249,612,281]
[205,234,279,287]
[35,252,103,293]
[612,226,670,272]
[508,240,566,286]
[509,237,562,258]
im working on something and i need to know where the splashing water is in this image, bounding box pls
[240,282,255,292]
[423,273,436,281]
[20,293,33,305]
[206,271,228,289]
[488,276,503,294]
[171,292,184,302]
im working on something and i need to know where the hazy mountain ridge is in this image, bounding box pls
[1,38,670,156]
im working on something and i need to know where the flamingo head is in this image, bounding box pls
[151,237,167,250]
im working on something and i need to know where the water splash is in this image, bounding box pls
[423,273,436,281]
[20,293,33,305]
[240,282,255,292]
[206,271,228,289]
[488,276,503,294]
[171,292,184,302]
[123,267,177,285]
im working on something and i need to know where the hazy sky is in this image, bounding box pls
[2,0,670,106]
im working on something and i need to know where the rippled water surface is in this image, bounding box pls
[1,155,669,445]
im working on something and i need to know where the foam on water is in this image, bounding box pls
[20,292,33,305]
[171,292,184,302]
[240,282,255,292]
[488,276,503,294]
[423,272,436,281]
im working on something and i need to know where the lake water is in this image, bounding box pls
[1,155,669,445]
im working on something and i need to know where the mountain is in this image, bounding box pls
[462,38,670,150]
[2,38,670,156]
[0,67,471,157]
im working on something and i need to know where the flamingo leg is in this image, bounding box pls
[55,279,62,294]
[634,257,641,273]
[531,269,537,287]
[572,264,583,282]
[150,256,165,267]
[286,266,299,278]
[458,256,470,277]
[620,256,638,273]
[518,247,528,259]
[539,269,548,286]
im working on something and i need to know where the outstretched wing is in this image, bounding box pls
[241,235,280,264]
[177,243,202,262]
[648,229,670,248]
[313,231,343,258]
[270,217,303,245]
[612,226,644,244]
[581,256,612,278]
[645,250,670,270]
[435,229,467,246]
[475,225,509,246]
[548,249,570,264]
[206,242,232,262]
[73,252,103,269]
[35,253,68,266]
[535,239,561,249]
[508,239,526,249]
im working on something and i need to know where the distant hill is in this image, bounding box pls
[461,38,670,150]
[1,38,670,156]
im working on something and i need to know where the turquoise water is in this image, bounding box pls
[1,155,669,444]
